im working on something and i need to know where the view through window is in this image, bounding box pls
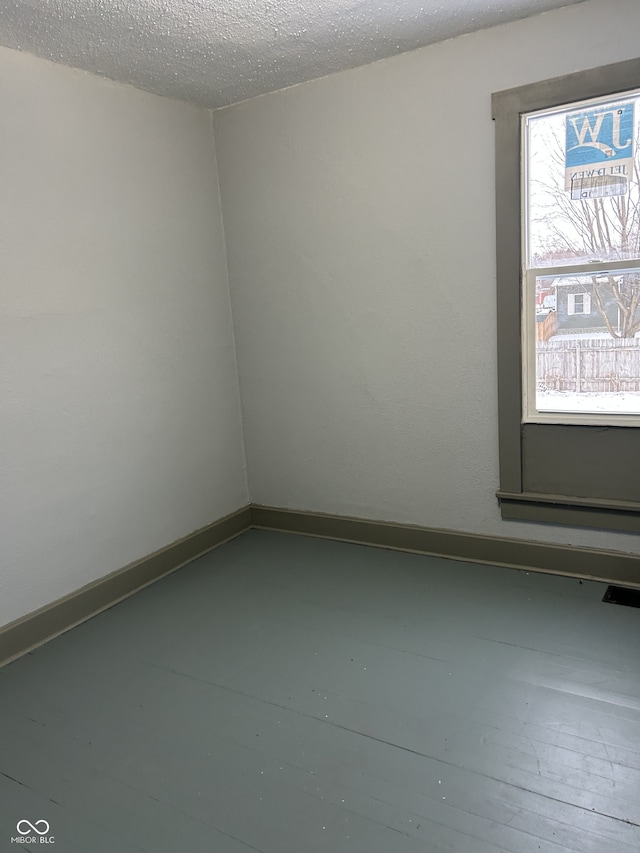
[524,89,640,424]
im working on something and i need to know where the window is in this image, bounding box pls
[492,59,640,532]
[567,293,590,316]
[523,89,640,427]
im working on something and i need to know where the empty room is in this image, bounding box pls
[1,0,640,850]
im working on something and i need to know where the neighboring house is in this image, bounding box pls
[554,280,624,334]
[536,268,640,336]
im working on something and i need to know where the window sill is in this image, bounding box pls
[497,490,640,533]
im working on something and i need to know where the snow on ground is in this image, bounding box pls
[537,391,640,414]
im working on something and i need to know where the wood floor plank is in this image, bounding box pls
[1,530,639,852]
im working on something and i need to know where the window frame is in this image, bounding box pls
[492,58,640,533]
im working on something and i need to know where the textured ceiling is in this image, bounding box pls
[0,0,587,108]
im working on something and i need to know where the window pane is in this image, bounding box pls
[534,270,640,415]
[527,92,640,268]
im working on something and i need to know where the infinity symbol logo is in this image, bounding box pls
[16,819,50,835]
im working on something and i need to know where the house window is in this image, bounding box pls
[567,293,591,316]
[492,59,640,532]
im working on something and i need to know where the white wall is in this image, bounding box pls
[0,48,248,628]
[214,0,640,555]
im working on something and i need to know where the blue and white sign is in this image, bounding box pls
[565,100,635,196]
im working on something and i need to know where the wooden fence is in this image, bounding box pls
[537,338,640,392]
[536,311,557,342]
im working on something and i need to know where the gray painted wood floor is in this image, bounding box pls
[1,530,639,853]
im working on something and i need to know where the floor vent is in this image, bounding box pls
[602,585,640,608]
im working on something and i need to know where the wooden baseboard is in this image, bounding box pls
[0,505,252,668]
[3,502,638,668]
[250,505,640,587]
